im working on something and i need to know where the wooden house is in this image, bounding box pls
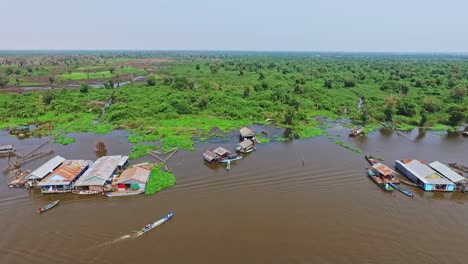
[395,160,455,192]
[239,127,256,141]
[38,160,91,193]
[235,139,255,153]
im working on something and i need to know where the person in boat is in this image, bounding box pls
[144,224,152,230]
[385,183,389,189]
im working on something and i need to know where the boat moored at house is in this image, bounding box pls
[38,160,91,193]
[429,161,468,193]
[371,163,400,184]
[203,147,231,163]
[25,156,66,183]
[73,155,122,195]
[395,160,455,192]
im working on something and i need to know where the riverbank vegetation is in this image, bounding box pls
[145,165,176,195]
[0,52,466,148]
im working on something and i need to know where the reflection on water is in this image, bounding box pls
[0,126,467,264]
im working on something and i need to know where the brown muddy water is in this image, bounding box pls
[0,126,467,264]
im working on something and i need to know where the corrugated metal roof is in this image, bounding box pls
[74,155,121,187]
[26,156,66,180]
[372,163,395,176]
[117,167,151,184]
[214,147,230,156]
[118,156,129,167]
[429,161,467,183]
[403,160,453,185]
[38,160,91,186]
[239,127,255,137]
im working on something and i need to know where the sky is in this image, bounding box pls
[1,0,467,52]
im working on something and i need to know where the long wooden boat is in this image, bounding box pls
[37,200,59,214]
[140,212,174,234]
[105,189,144,197]
[365,155,377,165]
[448,163,468,173]
[389,182,414,198]
[219,155,242,163]
[367,169,394,191]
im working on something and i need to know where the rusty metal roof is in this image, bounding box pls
[38,160,91,186]
[117,166,151,184]
[372,163,395,176]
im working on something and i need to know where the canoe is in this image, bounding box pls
[389,182,413,198]
[105,189,144,197]
[367,169,393,191]
[219,155,242,163]
[37,200,59,214]
[141,212,174,234]
[365,155,377,165]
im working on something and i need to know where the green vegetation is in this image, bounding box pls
[129,144,159,160]
[0,52,466,148]
[145,165,176,195]
[326,135,363,154]
[54,135,76,145]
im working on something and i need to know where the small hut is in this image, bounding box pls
[203,150,219,163]
[235,139,255,153]
[239,127,256,141]
[213,147,230,158]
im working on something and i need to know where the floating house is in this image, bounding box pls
[73,155,122,194]
[0,145,15,156]
[25,156,66,182]
[203,150,219,163]
[395,160,455,192]
[235,139,255,153]
[372,163,399,183]
[429,161,468,193]
[117,156,129,171]
[239,127,256,141]
[38,160,91,193]
[117,166,150,190]
[203,147,231,163]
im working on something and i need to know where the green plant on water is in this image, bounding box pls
[326,135,362,154]
[129,144,159,160]
[145,165,176,195]
[54,135,76,145]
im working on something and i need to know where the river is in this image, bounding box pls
[0,126,467,264]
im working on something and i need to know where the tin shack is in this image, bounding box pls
[395,160,455,192]
[38,160,91,193]
[73,155,122,195]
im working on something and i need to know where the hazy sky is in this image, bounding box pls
[1,0,467,52]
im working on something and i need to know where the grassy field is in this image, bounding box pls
[0,53,466,148]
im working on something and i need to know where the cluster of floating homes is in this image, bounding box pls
[23,155,153,196]
[366,155,468,194]
[203,127,257,167]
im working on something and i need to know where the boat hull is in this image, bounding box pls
[367,170,394,191]
[38,200,59,213]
